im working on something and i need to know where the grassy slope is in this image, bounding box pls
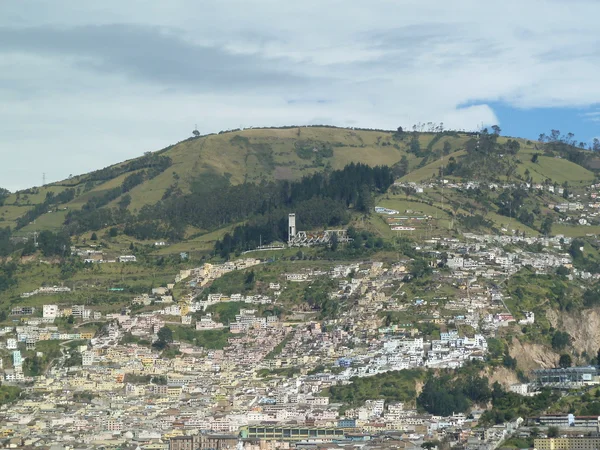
[1,128,597,242]
[0,127,423,228]
[401,137,595,185]
[402,151,466,182]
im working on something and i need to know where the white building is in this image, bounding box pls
[82,352,94,366]
[13,350,22,366]
[43,304,58,319]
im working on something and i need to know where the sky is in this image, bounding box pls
[1,0,600,191]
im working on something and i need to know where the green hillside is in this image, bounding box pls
[402,144,594,186]
[0,127,451,231]
[1,126,598,251]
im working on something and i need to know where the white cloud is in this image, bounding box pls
[0,0,599,189]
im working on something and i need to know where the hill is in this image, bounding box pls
[0,126,598,256]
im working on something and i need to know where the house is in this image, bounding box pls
[118,255,137,263]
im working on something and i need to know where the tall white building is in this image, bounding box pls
[12,350,22,366]
[288,213,296,243]
[43,304,58,319]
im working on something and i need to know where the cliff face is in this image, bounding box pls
[508,307,600,373]
[509,337,558,372]
[487,366,519,388]
[546,307,600,357]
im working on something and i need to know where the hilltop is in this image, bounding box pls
[0,125,598,257]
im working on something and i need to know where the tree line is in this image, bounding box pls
[213,163,394,256]
[63,163,394,249]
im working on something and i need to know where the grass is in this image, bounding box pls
[152,225,239,256]
[366,196,455,239]
[11,127,472,220]
[18,209,69,233]
[169,325,235,350]
[0,261,179,313]
[402,141,595,186]
[517,155,595,185]
[401,151,466,182]
[326,369,424,408]
[484,211,538,236]
[205,301,246,324]
[1,126,598,259]
[553,224,600,238]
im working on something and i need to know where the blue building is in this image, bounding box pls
[338,419,356,428]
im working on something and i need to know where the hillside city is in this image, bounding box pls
[3,121,600,450]
[3,187,600,450]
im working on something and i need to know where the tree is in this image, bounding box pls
[491,125,501,135]
[547,426,559,438]
[244,270,256,291]
[443,141,452,156]
[531,153,540,163]
[398,155,409,176]
[540,216,553,235]
[157,326,173,344]
[109,227,119,238]
[558,354,572,368]
[90,232,98,241]
[192,128,200,137]
[593,138,600,152]
[330,232,339,251]
[118,194,131,210]
[356,185,374,213]
[410,137,421,155]
[410,259,432,279]
[0,188,9,207]
[552,331,570,350]
[555,266,570,277]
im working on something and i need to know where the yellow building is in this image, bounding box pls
[535,437,600,450]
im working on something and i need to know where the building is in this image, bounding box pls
[12,350,22,367]
[71,305,86,318]
[530,415,600,429]
[241,425,346,441]
[170,436,195,450]
[11,306,35,315]
[82,352,94,366]
[535,437,600,450]
[532,366,600,389]
[509,383,530,396]
[118,255,137,263]
[170,434,238,450]
[288,213,297,243]
[42,304,58,319]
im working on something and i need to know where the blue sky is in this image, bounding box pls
[485,103,600,143]
[2,0,600,190]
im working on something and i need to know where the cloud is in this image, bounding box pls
[0,24,309,92]
[0,0,600,189]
